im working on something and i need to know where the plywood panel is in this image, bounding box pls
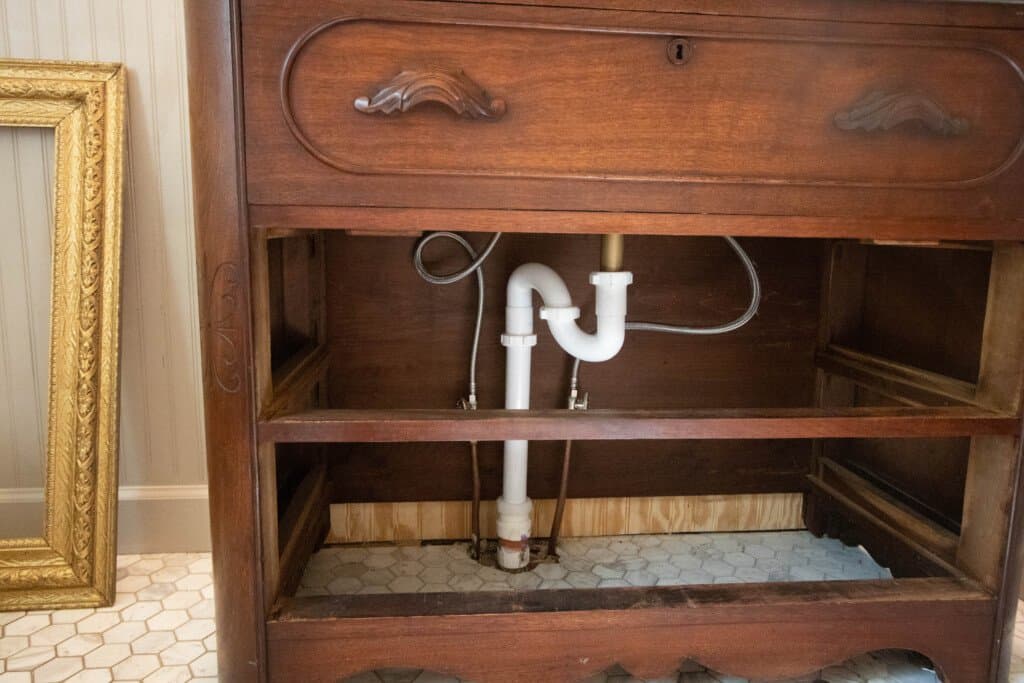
[326,493,804,543]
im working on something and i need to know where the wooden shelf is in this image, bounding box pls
[816,344,979,407]
[261,343,329,420]
[807,471,962,580]
[815,458,959,559]
[266,577,995,682]
[272,576,988,622]
[258,406,1018,444]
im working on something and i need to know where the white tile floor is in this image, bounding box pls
[0,554,215,683]
[296,531,892,597]
[2,535,1024,682]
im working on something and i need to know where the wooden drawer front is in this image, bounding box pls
[243,0,1024,223]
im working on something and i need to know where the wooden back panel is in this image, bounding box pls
[321,233,820,503]
[324,233,821,410]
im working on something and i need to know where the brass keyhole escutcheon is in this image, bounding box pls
[667,37,693,65]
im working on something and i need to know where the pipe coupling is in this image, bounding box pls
[539,305,581,322]
[496,496,533,570]
[500,333,538,348]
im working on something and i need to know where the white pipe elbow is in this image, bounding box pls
[505,265,633,363]
[543,271,632,362]
[545,318,624,363]
[507,263,573,309]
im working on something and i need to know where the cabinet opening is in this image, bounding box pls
[253,230,1018,617]
[257,234,1005,416]
[321,233,822,412]
[259,433,989,613]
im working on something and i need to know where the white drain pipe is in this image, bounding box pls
[497,264,633,569]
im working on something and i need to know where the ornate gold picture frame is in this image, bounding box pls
[0,60,125,610]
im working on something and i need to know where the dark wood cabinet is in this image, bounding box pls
[242,0,1024,230]
[186,1,1024,680]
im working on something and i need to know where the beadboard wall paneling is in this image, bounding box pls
[0,0,208,551]
[0,126,52,498]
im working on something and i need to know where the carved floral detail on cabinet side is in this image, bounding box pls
[211,262,243,394]
[834,89,970,136]
[354,68,507,120]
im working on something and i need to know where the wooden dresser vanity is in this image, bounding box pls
[185,1,1024,680]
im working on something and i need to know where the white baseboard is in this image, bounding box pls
[0,484,211,554]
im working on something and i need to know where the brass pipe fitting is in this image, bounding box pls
[601,234,624,272]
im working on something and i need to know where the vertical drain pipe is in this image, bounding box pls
[497,238,632,570]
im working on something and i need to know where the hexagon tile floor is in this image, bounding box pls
[1,554,216,683]
[1,534,1024,682]
[296,531,893,596]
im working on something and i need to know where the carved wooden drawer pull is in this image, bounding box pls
[354,68,507,120]
[834,89,969,136]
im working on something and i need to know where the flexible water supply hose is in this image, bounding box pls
[569,236,761,387]
[413,231,760,561]
[412,232,502,404]
[624,236,760,336]
[414,232,501,559]
[413,232,759,393]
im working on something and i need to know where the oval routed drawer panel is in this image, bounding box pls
[283,20,1021,186]
[242,0,1024,226]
